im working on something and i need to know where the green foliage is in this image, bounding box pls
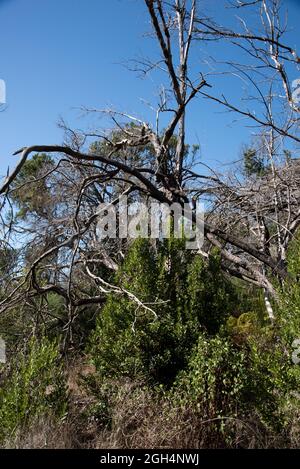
[243,335,299,429]
[225,311,268,344]
[285,230,300,279]
[0,337,67,441]
[0,246,17,278]
[185,250,235,334]
[229,278,267,318]
[243,147,266,177]
[172,335,246,416]
[171,331,299,433]
[11,153,54,219]
[277,231,300,343]
[89,239,235,385]
[0,246,18,303]
[88,238,161,382]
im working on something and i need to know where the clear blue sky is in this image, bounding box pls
[0,0,299,179]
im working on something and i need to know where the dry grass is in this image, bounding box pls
[3,417,75,449]
[3,363,299,449]
[90,381,273,449]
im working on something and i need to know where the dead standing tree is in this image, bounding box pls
[193,0,300,316]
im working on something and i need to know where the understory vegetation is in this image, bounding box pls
[1,236,300,448]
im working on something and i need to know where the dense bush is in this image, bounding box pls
[171,331,299,435]
[89,238,235,385]
[0,337,67,442]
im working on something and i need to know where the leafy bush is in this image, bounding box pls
[0,337,67,442]
[171,329,300,438]
[278,232,300,343]
[172,334,246,417]
[89,239,234,385]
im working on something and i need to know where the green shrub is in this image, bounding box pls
[89,240,233,385]
[277,233,300,343]
[172,334,246,417]
[0,337,67,442]
[172,330,299,436]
